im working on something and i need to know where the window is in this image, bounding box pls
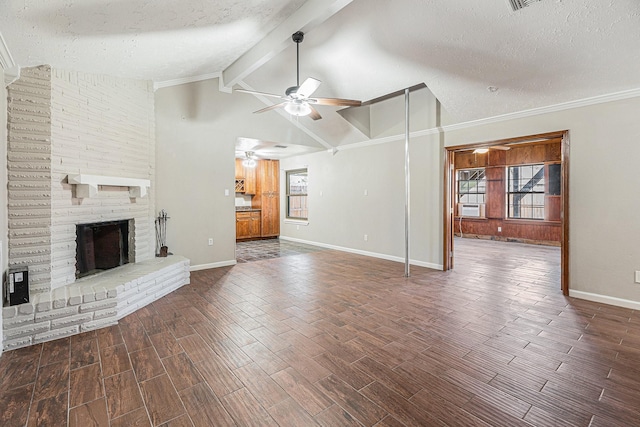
[286,169,308,220]
[507,164,545,219]
[456,168,486,204]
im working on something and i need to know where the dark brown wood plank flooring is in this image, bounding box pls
[2,238,640,426]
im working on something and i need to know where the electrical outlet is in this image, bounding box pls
[635,271,640,284]
[224,189,229,196]
[498,227,502,232]
[208,238,213,246]
[364,189,368,196]
[296,225,300,230]
[364,234,368,241]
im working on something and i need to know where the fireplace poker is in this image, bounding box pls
[156,209,170,256]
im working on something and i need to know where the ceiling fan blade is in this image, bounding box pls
[253,102,286,114]
[309,97,362,107]
[297,77,322,98]
[308,105,322,121]
[236,89,287,100]
[307,98,362,107]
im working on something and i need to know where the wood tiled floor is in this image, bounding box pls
[2,238,640,426]
[235,239,326,263]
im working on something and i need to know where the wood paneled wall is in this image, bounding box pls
[455,140,562,245]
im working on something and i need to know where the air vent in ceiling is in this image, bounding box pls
[274,145,288,149]
[507,0,541,12]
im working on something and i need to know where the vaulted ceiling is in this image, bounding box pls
[2,0,640,132]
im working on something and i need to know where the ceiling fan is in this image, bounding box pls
[235,31,362,120]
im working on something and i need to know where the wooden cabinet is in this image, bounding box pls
[244,163,256,195]
[235,178,245,193]
[235,159,279,239]
[234,159,256,194]
[235,159,244,179]
[260,194,279,237]
[254,159,280,237]
[260,159,279,193]
[236,211,261,239]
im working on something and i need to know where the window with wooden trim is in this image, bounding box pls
[456,168,486,204]
[507,164,545,219]
[286,169,308,220]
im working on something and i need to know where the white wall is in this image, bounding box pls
[338,87,440,139]
[443,96,640,306]
[280,89,443,268]
[370,88,439,138]
[155,78,322,269]
[280,134,443,268]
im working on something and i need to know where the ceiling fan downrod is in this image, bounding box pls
[292,31,304,88]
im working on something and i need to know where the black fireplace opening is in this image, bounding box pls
[76,220,131,278]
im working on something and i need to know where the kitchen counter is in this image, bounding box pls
[235,207,261,212]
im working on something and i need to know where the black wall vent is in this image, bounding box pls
[507,0,541,12]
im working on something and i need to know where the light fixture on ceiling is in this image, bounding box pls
[242,151,257,168]
[473,148,490,154]
[284,99,312,117]
[235,31,361,121]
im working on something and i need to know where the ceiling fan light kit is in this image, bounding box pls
[236,31,362,121]
[284,99,312,117]
[471,145,511,154]
[242,151,257,168]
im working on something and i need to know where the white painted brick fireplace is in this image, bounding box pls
[8,65,156,293]
[3,65,190,350]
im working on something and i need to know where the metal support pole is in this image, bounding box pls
[404,88,410,277]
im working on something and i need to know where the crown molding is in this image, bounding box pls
[154,72,640,155]
[0,31,16,70]
[153,72,221,90]
[335,127,440,152]
[335,87,640,153]
[0,31,20,86]
[440,87,640,133]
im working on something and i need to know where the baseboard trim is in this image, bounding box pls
[569,290,640,310]
[279,236,443,270]
[190,260,237,272]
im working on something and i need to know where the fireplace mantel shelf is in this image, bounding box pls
[67,174,151,198]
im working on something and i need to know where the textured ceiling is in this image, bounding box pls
[2,0,640,126]
[241,0,640,123]
[0,0,307,81]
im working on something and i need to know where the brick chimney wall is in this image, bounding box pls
[7,65,156,296]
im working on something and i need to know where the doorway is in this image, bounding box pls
[443,131,569,295]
